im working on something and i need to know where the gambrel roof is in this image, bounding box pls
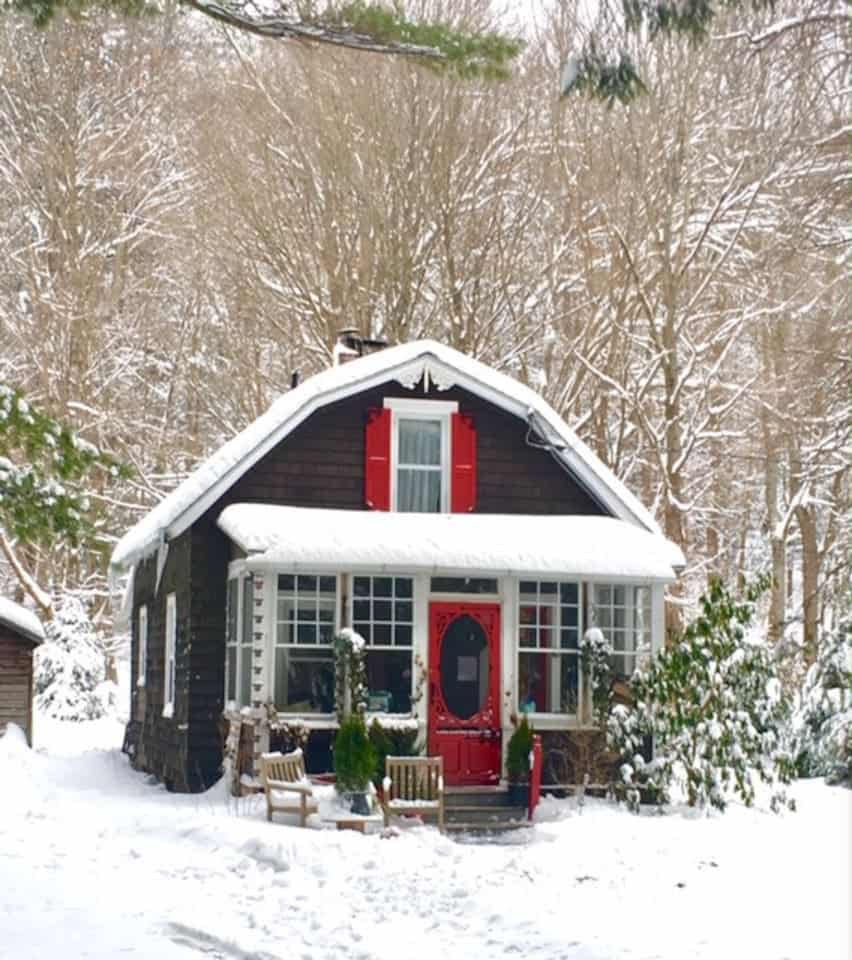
[111,340,668,570]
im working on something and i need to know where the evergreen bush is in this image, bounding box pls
[333,713,376,795]
[506,714,534,783]
[368,720,420,788]
[608,576,796,812]
[793,618,851,786]
[34,595,111,721]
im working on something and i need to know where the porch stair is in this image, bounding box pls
[443,787,531,836]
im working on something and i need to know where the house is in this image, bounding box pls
[0,597,45,746]
[112,337,684,792]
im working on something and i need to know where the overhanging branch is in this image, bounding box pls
[181,0,446,59]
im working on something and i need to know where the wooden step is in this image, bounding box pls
[444,804,528,824]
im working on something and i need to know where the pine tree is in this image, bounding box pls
[34,595,114,721]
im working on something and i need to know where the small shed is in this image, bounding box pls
[0,597,45,746]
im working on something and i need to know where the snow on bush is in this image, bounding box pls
[793,618,851,786]
[609,576,796,813]
[34,595,115,721]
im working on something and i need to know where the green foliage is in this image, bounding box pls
[506,714,534,782]
[609,575,796,812]
[581,627,614,728]
[333,628,368,722]
[334,2,524,80]
[793,617,852,785]
[368,719,420,788]
[0,385,125,548]
[333,712,377,794]
[562,0,779,104]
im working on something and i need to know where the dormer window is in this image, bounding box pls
[365,397,477,513]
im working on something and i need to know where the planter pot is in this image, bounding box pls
[348,791,372,816]
[507,781,530,807]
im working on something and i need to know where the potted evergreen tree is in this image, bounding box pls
[333,712,377,814]
[505,714,534,806]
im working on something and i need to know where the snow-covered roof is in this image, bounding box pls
[218,504,684,582]
[111,340,665,570]
[0,597,44,646]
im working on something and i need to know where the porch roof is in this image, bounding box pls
[217,504,684,582]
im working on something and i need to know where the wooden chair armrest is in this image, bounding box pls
[437,775,444,793]
[265,779,313,795]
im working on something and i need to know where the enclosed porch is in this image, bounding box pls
[217,504,683,789]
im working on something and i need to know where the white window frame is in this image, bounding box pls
[516,579,583,720]
[350,574,415,715]
[137,604,148,688]
[272,573,338,716]
[163,593,176,718]
[590,582,653,681]
[383,397,458,513]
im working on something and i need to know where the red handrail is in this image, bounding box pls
[528,735,543,820]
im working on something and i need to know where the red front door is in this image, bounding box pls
[428,602,501,786]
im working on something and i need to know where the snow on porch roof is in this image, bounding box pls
[0,596,44,646]
[111,339,663,570]
[218,504,685,582]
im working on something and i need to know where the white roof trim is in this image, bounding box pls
[111,341,664,570]
[217,504,684,582]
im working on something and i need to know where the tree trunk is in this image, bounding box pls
[796,504,820,665]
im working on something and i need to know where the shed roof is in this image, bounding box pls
[0,597,44,646]
[218,504,684,582]
[112,340,665,570]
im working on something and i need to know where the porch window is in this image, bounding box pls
[273,575,336,714]
[352,575,413,713]
[225,575,255,709]
[517,581,581,716]
[163,593,176,718]
[591,585,652,681]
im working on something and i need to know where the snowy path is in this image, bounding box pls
[1,719,849,960]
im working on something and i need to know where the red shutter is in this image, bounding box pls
[451,412,477,513]
[365,407,392,510]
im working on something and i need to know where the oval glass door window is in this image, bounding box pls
[440,614,489,720]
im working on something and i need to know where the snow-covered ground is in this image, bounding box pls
[1,718,849,960]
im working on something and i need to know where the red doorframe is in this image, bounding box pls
[428,602,501,786]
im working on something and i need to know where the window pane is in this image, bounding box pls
[373,600,392,622]
[227,580,238,645]
[394,577,413,598]
[318,623,335,645]
[353,577,370,597]
[519,652,579,715]
[394,601,413,623]
[226,647,237,702]
[353,600,370,622]
[560,583,578,604]
[319,576,336,595]
[540,581,558,596]
[613,586,626,606]
[398,419,441,465]
[241,578,253,647]
[274,647,334,713]
[297,624,316,645]
[430,577,498,594]
[318,600,335,623]
[595,585,611,605]
[398,468,441,512]
[239,645,252,707]
[297,575,317,592]
[276,622,295,645]
[278,574,295,592]
[366,650,413,713]
[373,577,392,597]
[519,605,538,626]
[561,629,579,650]
[519,627,537,649]
[373,624,392,646]
[394,624,412,647]
[562,606,578,628]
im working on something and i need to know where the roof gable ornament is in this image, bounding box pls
[394,358,457,393]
